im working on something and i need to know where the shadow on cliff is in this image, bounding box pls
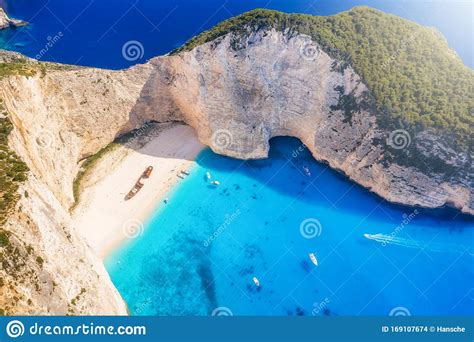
[122,122,473,226]
[116,121,200,162]
[191,135,474,227]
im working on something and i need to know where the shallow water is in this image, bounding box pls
[105,137,474,316]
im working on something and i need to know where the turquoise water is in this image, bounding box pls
[105,138,474,316]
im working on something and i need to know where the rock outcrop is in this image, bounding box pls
[0,27,472,314]
[0,8,27,29]
[134,29,473,214]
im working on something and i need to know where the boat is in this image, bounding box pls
[303,165,311,177]
[124,181,144,200]
[309,253,318,266]
[142,166,153,178]
[253,277,260,287]
[181,170,190,176]
[206,171,212,180]
[211,180,220,186]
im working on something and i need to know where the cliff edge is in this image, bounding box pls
[0,8,27,29]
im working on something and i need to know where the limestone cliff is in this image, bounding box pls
[0,23,472,314]
[134,29,473,214]
[0,8,27,29]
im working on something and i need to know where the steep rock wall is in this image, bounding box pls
[133,29,473,214]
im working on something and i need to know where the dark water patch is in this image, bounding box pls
[238,265,255,277]
[197,262,218,311]
[300,260,312,274]
[196,137,474,225]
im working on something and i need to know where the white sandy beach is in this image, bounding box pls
[72,124,205,259]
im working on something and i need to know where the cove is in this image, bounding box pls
[105,137,473,316]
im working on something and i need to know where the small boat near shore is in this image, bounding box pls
[211,180,220,186]
[303,165,311,177]
[309,253,318,266]
[124,166,153,200]
[206,171,212,180]
[253,277,260,287]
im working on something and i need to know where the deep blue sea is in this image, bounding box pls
[1,0,472,316]
[1,0,472,69]
[105,138,473,316]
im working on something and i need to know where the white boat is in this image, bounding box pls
[309,253,318,266]
[211,180,220,186]
[303,165,311,177]
[253,277,260,287]
[206,171,211,179]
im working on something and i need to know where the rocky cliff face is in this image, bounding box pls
[0,8,27,29]
[134,29,473,214]
[0,28,472,314]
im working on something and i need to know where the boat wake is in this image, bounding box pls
[363,233,473,256]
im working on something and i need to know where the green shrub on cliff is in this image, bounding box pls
[0,57,31,225]
[174,7,473,147]
[0,115,28,224]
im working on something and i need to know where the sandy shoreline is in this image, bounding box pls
[72,124,205,259]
